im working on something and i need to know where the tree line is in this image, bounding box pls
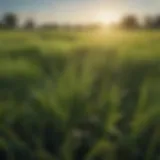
[120,14,160,29]
[0,12,160,30]
[0,13,35,29]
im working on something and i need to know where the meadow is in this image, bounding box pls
[0,29,160,160]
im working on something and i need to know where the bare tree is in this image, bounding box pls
[24,19,35,29]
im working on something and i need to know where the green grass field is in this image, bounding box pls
[0,30,160,160]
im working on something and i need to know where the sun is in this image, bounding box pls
[95,11,119,24]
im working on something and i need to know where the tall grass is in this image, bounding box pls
[0,30,160,160]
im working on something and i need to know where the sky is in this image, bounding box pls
[0,0,159,24]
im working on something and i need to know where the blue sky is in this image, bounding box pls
[0,0,159,24]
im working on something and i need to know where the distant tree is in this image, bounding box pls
[144,16,154,29]
[154,15,160,28]
[24,19,35,29]
[2,13,18,29]
[120,15,140,29]
[0,22,4,29]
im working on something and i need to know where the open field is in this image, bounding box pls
[0,30,160,160]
